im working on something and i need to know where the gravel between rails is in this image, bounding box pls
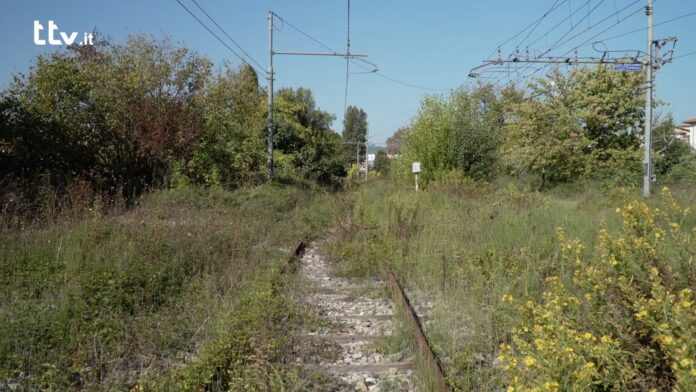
[295,241,415,392]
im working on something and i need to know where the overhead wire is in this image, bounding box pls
[504,0,647,86]
[486,0,569,59]
[514,0,567,52]
[189,0,265,71]
[273,12,448,91]
[516,4,696,84]
[538,0,608,57]
[541,0,642,56]
[672,49,696,60]
[491,0,601,86]
[578,9,696,46]
[523,0,593,53]
[175,0,264,75]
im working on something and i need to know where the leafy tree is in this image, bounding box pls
[504,70,590,186]
[393,84,505,185]
[342,106,368,163]
[4,35,210,197]
[653,115,692,176]
[386,126,407,155]
[372,150,391,174]
[186,63,265,186]
[505,65,645,188]
[273,88,345,185]
[1,32,347,208]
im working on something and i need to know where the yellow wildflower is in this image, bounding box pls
[659,335,674,345]
[524,356,536,367]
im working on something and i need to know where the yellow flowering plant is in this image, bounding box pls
[499,188,696,391]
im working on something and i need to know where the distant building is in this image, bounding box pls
[675,118,696,150]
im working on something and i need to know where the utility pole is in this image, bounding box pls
[356,143,360,176]
[266,11,370,182]
[267,11,275,180]
[643,0,654,198]
[469,0,677,198]
[365,132,369,179]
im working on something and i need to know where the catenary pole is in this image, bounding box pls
[267,11,275,180]
[266,10,369,182]
[643,0,654,197]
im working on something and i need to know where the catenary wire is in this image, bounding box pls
[273,12,449,91]
[175,0,264,75]
[189,0,265,71]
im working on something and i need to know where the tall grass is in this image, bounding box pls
[325,179,696,390]
[0,184,344,390]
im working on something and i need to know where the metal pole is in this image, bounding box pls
[267,11,275,180]
[344,0,350,116]
[643,0,653,197]
[356,143,359,179]
[365,133,369,180]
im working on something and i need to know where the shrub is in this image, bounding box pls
[500,188,696,391]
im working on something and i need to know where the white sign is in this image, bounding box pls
[412,161,421,174]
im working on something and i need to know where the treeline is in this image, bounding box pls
[0,35,345,216]
[392,66,695,189]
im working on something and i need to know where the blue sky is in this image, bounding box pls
[2,1,695,143]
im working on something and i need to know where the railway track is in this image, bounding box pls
[289,239,450,391]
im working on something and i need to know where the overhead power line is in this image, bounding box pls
[541,0,641,56]
[514,0,567,51]
[189,0,265,71]
[508,6,696,85]
[583,9,696,45]
[273,12,447,92]
[505,0,646,85]
[487,0,570,59]
[175,0,264,74]
[524,0,594,52]
[672,49,696,60]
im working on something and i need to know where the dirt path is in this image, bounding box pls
[295,241,416,391]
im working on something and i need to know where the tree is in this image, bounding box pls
[342,106,368,163]
[186,63,265,186]
[504,65,646,187]
[372,149,391,174]
[392,84,504,185]
[653,115,692,176]
[386,127,407,155]
[273,88,344,185]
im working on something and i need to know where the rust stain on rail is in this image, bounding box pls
[279,240,307,276]
[387,269,450,392]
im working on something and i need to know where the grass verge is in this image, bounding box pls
[1,183,344,390]
[325,179,696,390]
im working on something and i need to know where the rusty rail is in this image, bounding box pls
[387,269,450,392]
[279,240,307,276]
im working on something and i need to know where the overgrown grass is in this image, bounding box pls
[325,179,696,390]
[0,183,344,390]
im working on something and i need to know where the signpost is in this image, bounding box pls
[614,64,642,72]
[412,161,421,192]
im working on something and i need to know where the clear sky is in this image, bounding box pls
[2,1,695,144]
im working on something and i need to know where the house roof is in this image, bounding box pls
[684,118,696,124]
